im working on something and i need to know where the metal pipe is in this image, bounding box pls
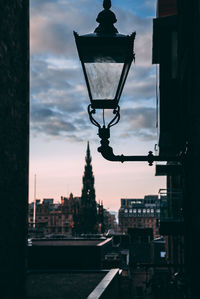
[98,144,181,166]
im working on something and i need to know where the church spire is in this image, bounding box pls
[86,141,91,164]
[80,142,97,233]
[82,142,95,202]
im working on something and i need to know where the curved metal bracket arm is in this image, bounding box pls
[88,105,101,129]
[107,106,120,128]
[88,104,120,129]
[97,127,182,166]
[87,105,182,166]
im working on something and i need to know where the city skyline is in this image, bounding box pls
[30,0,165,211]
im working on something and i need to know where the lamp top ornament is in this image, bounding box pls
[94,0,118,34]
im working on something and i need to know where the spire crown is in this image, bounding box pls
[87,141,90,155]
[86,141,91,163]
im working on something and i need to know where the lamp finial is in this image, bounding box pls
[103,0,111,10]
[94,0,118,34]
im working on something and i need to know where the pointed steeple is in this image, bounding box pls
[80,142,97,234]
[86,141,91,164]
[82,142,95,202]
[87,141,90,153]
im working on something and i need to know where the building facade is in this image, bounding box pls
[0,1,29,297]
[118,196,160,238]
[153,0,200,297]
[28,197,76,236]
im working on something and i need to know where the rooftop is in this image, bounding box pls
[31,238,110,246]
[27,271,107,299]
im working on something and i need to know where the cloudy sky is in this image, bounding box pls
[30,0,165,211]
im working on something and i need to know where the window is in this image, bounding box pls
[129,209,132,213]
[143,209,146,213]
[124,209,128,213]
[147,209,150,213]
[160,251,166,258]
[138,209,141,213]
[133,209,136,213]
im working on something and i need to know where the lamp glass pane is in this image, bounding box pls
[85,59,124,100]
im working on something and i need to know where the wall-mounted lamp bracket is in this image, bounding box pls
[88,105,182,166]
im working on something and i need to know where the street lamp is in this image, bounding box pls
[74,19,135,109]
[74,0,182,165]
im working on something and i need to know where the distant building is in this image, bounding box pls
[118,196,160,238]
[60,193,81,234]
[42,198,54,205]
[28,197,74,236]
[103,209,117,233]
